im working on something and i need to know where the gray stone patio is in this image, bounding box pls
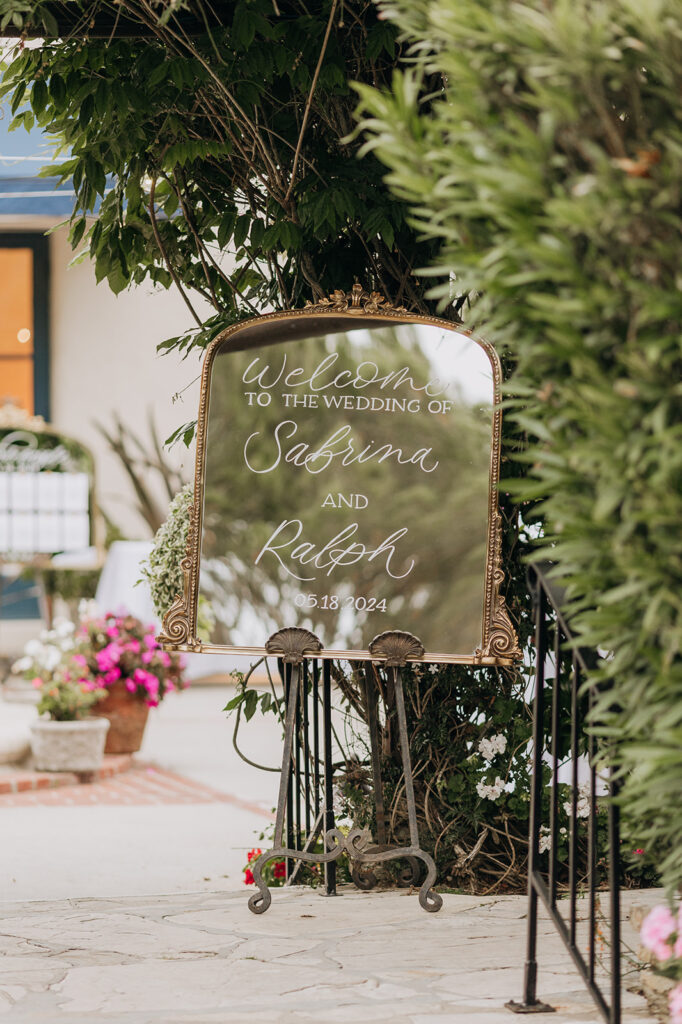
[0,886,656,1023]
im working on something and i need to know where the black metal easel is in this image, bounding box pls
[248,627,442,915]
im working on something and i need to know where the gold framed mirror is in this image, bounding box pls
[159,287,520,665]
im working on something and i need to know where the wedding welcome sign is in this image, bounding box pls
[160,289,520,664]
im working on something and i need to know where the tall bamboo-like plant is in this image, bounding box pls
[355,0,682,890]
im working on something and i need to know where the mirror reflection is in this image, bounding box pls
[198,318,495,659]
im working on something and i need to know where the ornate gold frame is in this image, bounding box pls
[158,286,521,665]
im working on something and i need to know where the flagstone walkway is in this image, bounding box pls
[0,886,657,1023]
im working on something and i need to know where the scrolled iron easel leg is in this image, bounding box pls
[247,628,323,916]
[366,630,443,914]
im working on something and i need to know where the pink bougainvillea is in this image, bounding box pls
[641,905,676,962]
[70,611,187,707]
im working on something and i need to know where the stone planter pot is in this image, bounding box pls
[93,681,150,754]
[30,717,110,772]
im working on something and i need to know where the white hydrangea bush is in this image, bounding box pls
[141,484,193,620]
[140,485,215,640]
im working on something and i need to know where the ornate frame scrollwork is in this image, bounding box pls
[157,288,520,665]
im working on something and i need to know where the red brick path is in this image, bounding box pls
[0,754,132,794]
[0,761,272,814]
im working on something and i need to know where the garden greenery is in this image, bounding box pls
[1,0,665,892]
[354,0,682,890]
[0,0,447,379]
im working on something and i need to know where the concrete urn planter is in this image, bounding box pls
[30,718,110,772]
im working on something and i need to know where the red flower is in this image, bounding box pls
[634,848,645,855]
[244,868,254,885]
[273,861,286,879]
[247,847,262,863]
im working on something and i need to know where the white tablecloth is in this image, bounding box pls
[94,541,248,681]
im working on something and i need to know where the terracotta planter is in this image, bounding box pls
[93,681,150,754]
[31,717,110,772]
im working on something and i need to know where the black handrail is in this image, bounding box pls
[506,562,621,1023]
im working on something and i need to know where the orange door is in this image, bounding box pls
[0,248,34,413]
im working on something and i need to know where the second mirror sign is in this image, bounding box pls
[160,287,520,666]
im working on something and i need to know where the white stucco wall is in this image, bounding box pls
[48,226,207,539]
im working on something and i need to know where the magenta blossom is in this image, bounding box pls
[95,643,122,672]
[144,633,157,649]
[106,625,119,638]
[133,668,159,695]
[641,905,676,962]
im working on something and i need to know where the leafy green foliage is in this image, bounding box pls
[356,0,682,889]
[0,0,443,364]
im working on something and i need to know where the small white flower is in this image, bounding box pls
[11,655,33,673]
[477,733,507,761]
[41,646,62,672]
[539,825,552,854]
[476,776,505,801]
[564,783,592,820]
[24,639,43,658]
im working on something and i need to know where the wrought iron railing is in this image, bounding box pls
[507,562,622,1023]
[232,657,338,894]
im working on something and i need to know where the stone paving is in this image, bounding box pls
[0,886,656,1023]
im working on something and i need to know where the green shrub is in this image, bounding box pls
[355,0,682,889]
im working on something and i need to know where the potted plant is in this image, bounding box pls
[30,674,109,772]
[73,610,188,753]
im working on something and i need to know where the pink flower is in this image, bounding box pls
[73,654,87,667]
[641,905,676,961]
[106,625,119,638]
[144,633,157,649]
[142,651,154,665]
[31,676,44,689]
[103,668,121,685]
[133,668,158,694]
[158,651,171,668]
[95,643,122,672]
[125,679,137,693]
[145,698,159,707]
[125,639,141,654]
[670,983,682,1024]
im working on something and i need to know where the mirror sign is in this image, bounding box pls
[160,290,520,665]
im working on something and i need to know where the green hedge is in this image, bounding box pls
[355,0,682,889]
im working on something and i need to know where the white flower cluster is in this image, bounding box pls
[477,733,507,761]
[476,776,505,801]
[141,484,193,619]
[12,618,76,678]
[539,825,552,854]
[538,825,568,854]
[563,783,591,820]
[0,402,45,431]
